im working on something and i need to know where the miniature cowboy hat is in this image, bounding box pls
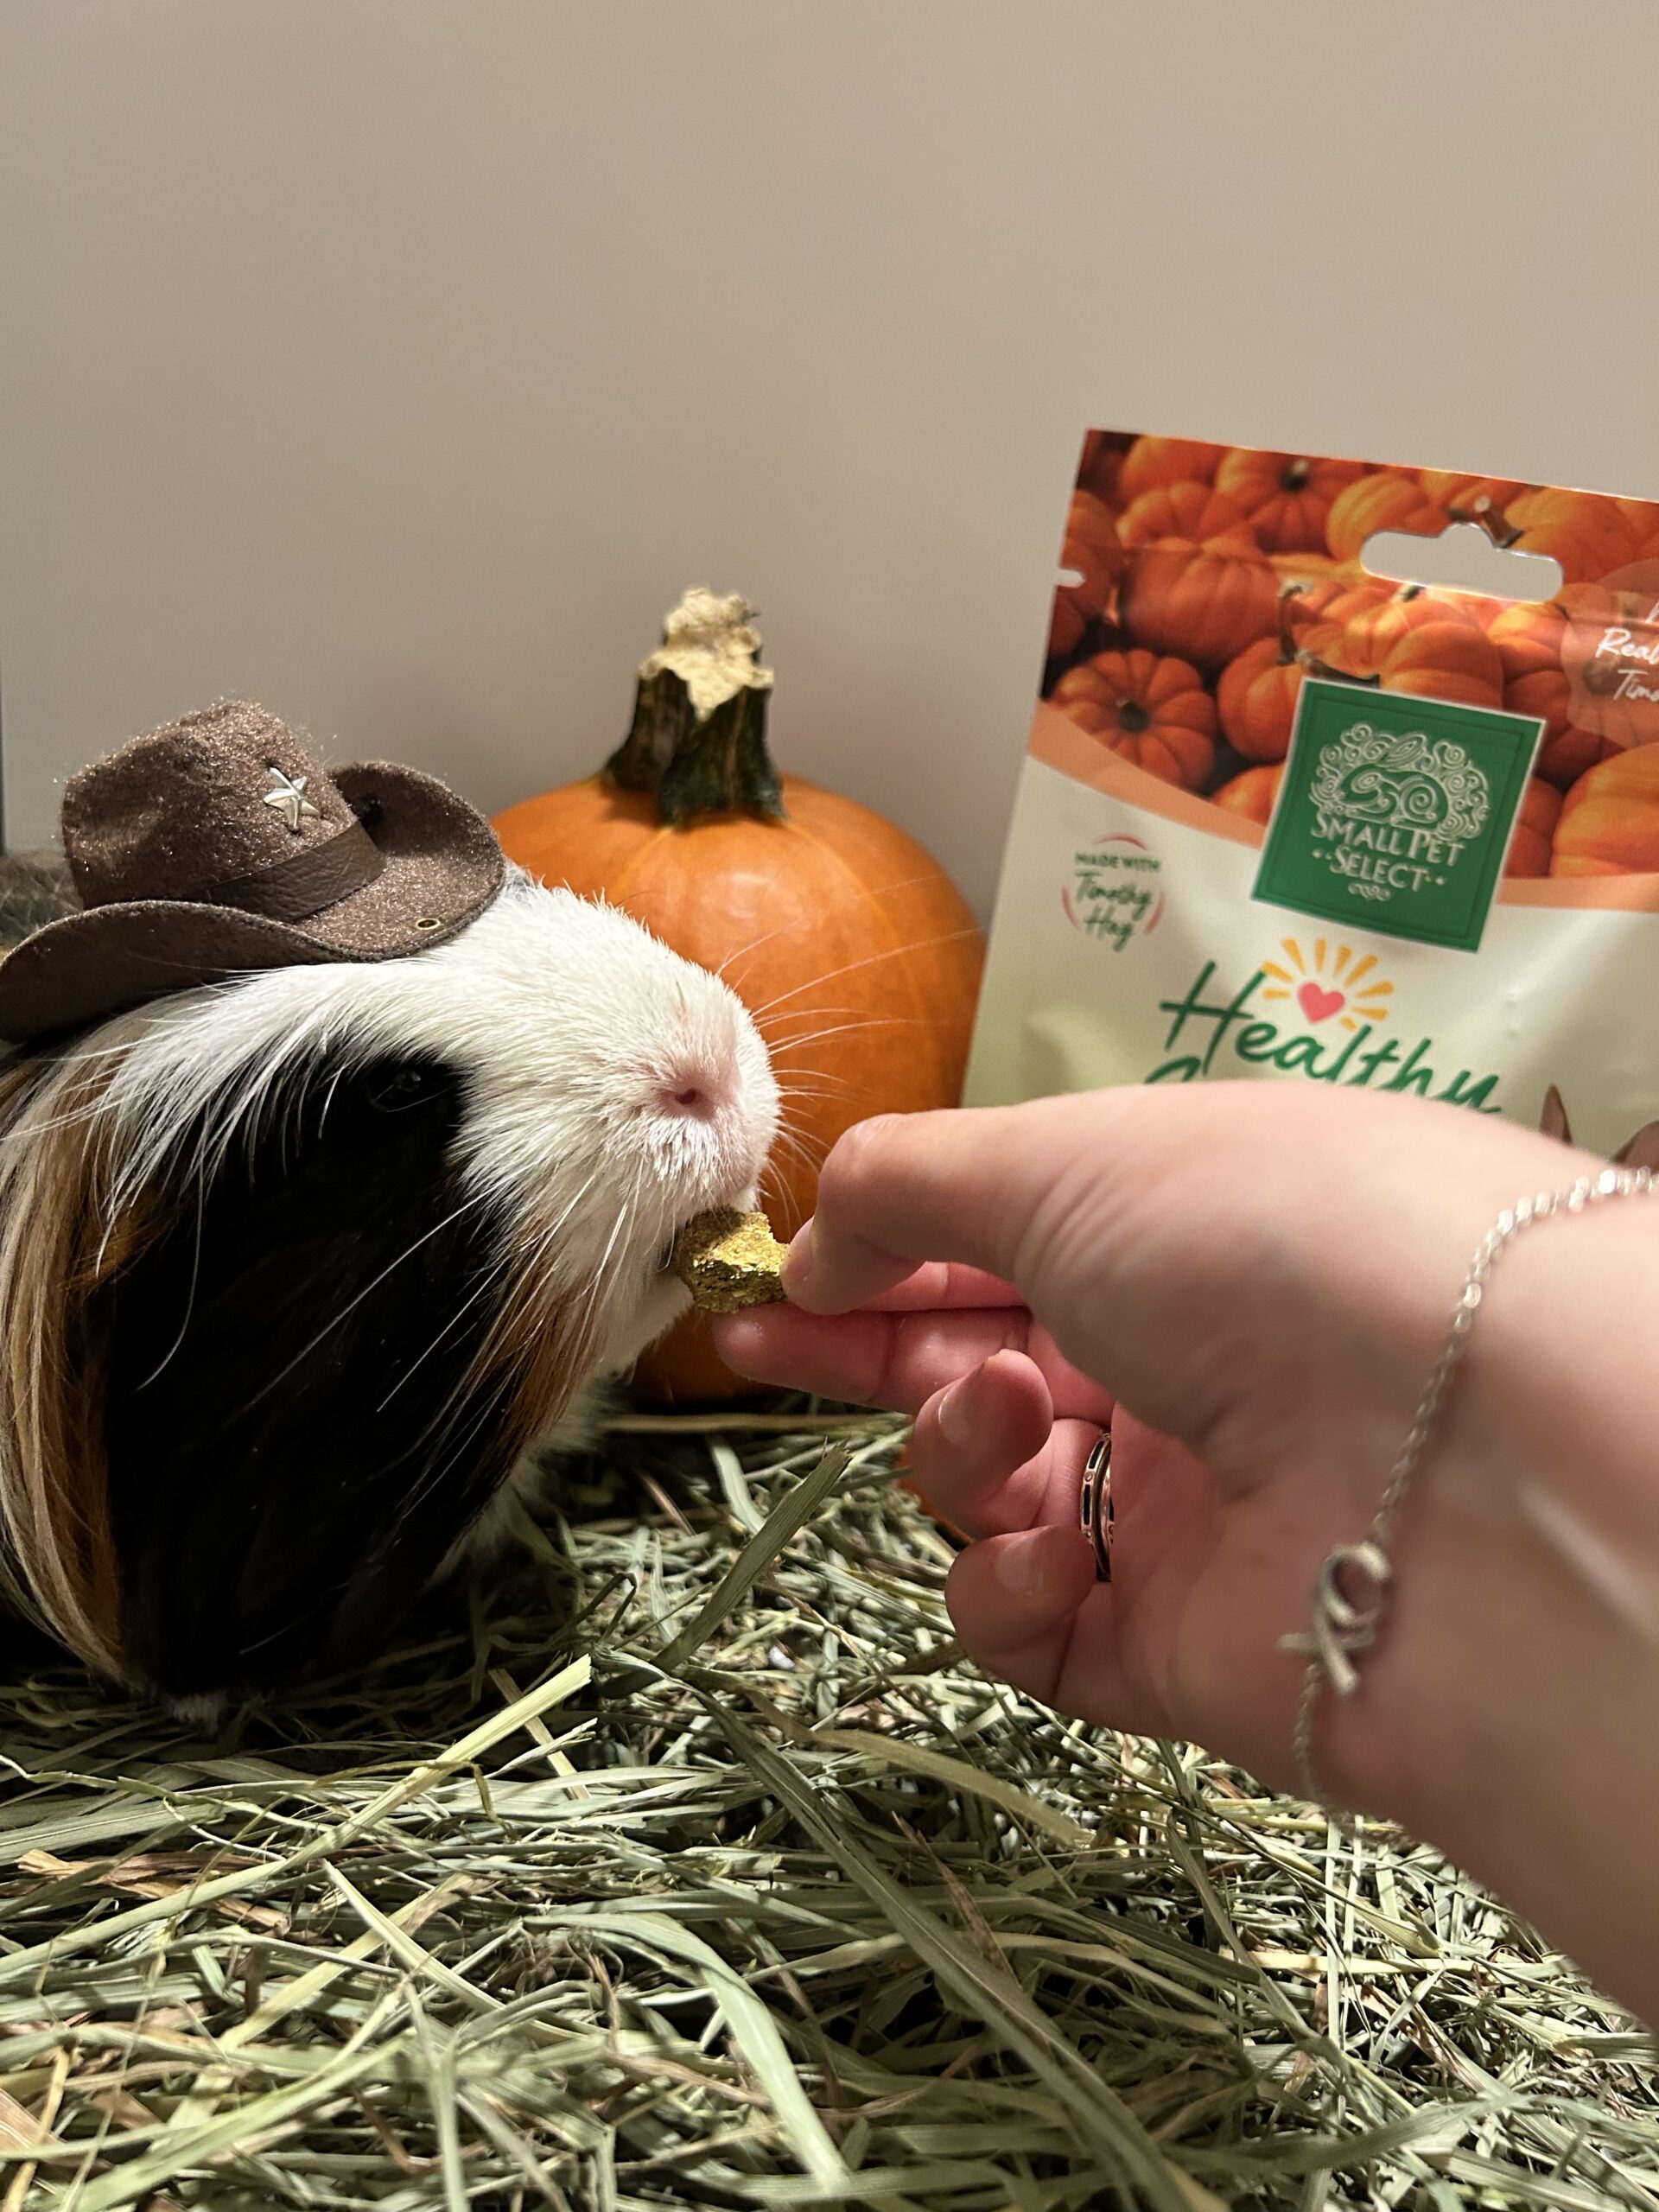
[0,700,505,1044]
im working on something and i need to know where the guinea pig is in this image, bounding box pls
[0,709,778,1713]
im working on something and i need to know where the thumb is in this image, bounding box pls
[783,1097,1128,1314]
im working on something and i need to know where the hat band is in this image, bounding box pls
[206,818,385,923]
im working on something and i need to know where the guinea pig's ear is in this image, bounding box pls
[96,1054,572,1706]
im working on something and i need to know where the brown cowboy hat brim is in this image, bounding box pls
[0,762,505,1046]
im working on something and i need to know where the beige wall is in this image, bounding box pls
[3,0,1656,912]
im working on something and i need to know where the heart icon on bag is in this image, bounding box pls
[1297,982,1345,1024]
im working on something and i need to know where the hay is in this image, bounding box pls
[0,1412,1655,2210]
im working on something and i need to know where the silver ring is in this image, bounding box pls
[1078,1431,1112,1581]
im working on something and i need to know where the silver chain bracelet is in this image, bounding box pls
[1282,1162,1659,1810]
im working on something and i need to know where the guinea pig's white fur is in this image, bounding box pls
[0,868,778,1696]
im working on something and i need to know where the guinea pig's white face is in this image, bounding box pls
[437,877,781,1373]
[89,870,779,1383]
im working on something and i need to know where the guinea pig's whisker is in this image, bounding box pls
[761,1016,899,1049]
[239,1189,496,1414]
[771,1074,860,1104]
[382,1228,589,1499]
[742,926,981,1022]
[584,1176,645,1317]
[760,1044,906,1093]
[378,1167,602,1415]
[713,872,952,990]
[766,1002,931,1033]
[375,1262,508,1417]
[396,1168,622,1503]
[779,1140,830,1181]
[766,1127,829,1182]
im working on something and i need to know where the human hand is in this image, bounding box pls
[715,1084,1659,1929]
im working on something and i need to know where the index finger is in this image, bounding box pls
[860,1262,1024,1313]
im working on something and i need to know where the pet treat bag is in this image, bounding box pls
[963,434,1659,1152]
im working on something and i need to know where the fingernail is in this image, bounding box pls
[992,1530,1050,1602]
[991,1523,1090,1606]
[936,1370,979,1448]
[780,1221,816,1300]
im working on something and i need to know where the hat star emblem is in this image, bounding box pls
[263,766,320,834]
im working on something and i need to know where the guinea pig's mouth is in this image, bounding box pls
[656,1182,765,1275]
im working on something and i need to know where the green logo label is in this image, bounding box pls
[1252,677,1543,953]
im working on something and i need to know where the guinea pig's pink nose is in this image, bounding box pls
[658,1071,724,1121]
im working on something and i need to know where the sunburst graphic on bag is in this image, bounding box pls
[1261,937,1394,1033]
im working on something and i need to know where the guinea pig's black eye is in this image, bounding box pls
[366,1063,442,1110]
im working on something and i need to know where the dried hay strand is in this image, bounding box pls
[0,1410,1654,2209]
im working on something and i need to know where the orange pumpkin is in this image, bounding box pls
[1485,598,1562,682]
[493,589,985,1401]
[1116,480,1248,550]
[1047,590,1087,663]
[1213,583,1346,761]
[1050,488,1123,661]
[1271,567,1363,621]
[1325,470,1448,563]
[1551,743,1659,876]
[1503,777,1562,877]
[1485,600,1618,788]
[1078,431,1127,505]
[1211,762,1285,827]
[1214,449,1367,554]
[1119,514,1278,671]
[1282,578,1414,682]
[1503,491,1650,585]
[1051,649,1216,788]
[1268,550,1349,589]
[1061,489,1124,610]
[1284,571,1390,641]
[1419,471,1526,526]
[1616,497,1659,547]
[1294,583,1492,694]
[1116,435,1227,505]
[1556,582,1659,754]
[1340,582,1484,673]
[1376,619,1504,708]
[1217,634,1302,761]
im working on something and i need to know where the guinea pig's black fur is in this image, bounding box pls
[101,1053,512,1703]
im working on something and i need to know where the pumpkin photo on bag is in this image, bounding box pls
[1323,467,1450,563]
[975,426,1659,1170]
[1212,448,1367,556]
[1117,503,1278,670]
[1485,597,1620,787]
[1051,647,1217,790]
[1550,744,1659,878]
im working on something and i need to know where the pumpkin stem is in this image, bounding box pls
[1280,455,1313,493]
[1116,698,1151,735]
[1294,645,1380,690]
[605,588,785,825]
[1274,580,1310,662]
[1450,498,1525,550]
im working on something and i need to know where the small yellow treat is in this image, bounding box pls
[672,1208,790,1313]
